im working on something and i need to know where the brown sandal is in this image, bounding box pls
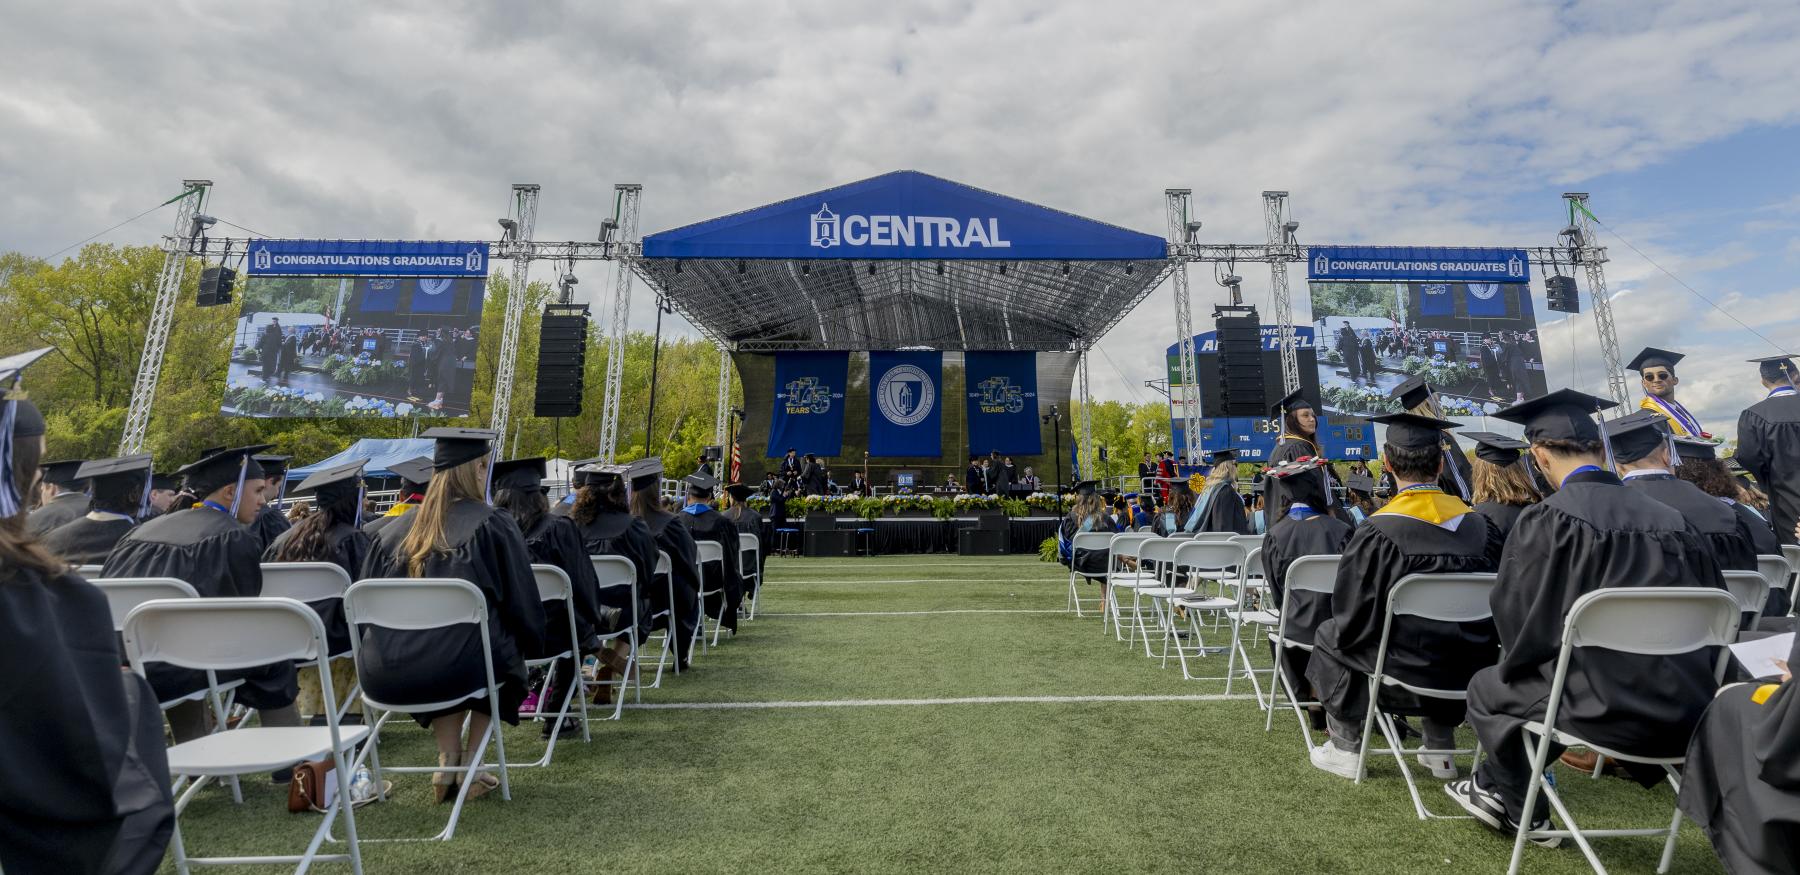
[431,751,459,804]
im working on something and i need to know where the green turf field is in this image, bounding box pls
[166,554,1727,873]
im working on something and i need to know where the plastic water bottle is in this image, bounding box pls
[581,655,600,680]
[349,766,373,804]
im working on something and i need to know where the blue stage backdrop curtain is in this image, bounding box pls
[767,351,849,457]
[1463,282,1510,318]
[965,351,1042,456]
[868,351,942,457]
[1419,283,1455,317]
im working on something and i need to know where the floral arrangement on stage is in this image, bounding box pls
[1024,492,1063,512]
[1323,385,1401,415]
[223,383,447,419]
[732,493,1058,520]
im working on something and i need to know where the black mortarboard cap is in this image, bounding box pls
[685,471,718,494]
[578,462,629,486]
[75,454,153,486]
[724,483,753,501]
[175,444,272,488]
[1748,354,1797,363]
[252,454,291,476]
[1270,389,1315,419]
[1346,474,1376,494]
[1602,410,1670,463]
[1461,431,1528,466]
[1369,412,1460,451]
[420,427,495,470]
[150,473,179,492]
[1205,449,1237,464]
[1491,388,1618,444]
[627,458,664,490]
[1073,479,1098,496]
[1671,435,1720,462]
[39,459,89,487]
[567,457,603,487]
[1390,375,1434,411]
[1167,479,1193,495]
[0,347,54,518]
[198,446,227,458]
[295,460,366,499]
[387,456,435,488]
[1749,353,1798,382]
[1626,347,1683,373]
[489,457,547,492]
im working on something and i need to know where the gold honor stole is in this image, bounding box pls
[1639,395,1701,437]
[384,502,417,518]
[1375,489,1472,528]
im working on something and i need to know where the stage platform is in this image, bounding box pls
[761,515,1060,555]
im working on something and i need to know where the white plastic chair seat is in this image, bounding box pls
[1233,609,1281,626]
[1109,577,1163,590]
[1520,722,1683,767]
[1172,595,1236,610]
[167,725,371,776]
[1137,586,1196,599]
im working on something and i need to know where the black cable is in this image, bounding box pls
[41,201,173,260]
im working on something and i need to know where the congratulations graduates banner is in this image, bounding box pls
[965,351,1041,456]
[868,351,942,457]
[767,352,849,457]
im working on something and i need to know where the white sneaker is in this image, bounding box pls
[1417,753,1458,779]
[1309,743,1361,780]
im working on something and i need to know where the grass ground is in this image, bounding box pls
[167,554,1727,873]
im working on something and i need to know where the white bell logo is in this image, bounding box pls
[810,203,840,249]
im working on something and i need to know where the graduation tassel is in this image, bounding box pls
[1595,407,1617,473]
[137,467,153,521]
[0,398,18,519]
[229,455,250,517]
[354,483,367,528]
[483,447,498,504]
[1443,446,1470,500]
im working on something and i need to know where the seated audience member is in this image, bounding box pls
[359,428,546,802]
[1451,390,1728,841]
[1261,458,1355,730]
[41,454,154,565]
[1678,633,1797,874]
[1607,412,1759,573]
[27,457,89,535]
[1306,413,1502,780]
[1249,483,1267,534]
[363,456,432,539]
[570,463,659,703]
[1058,480,1118,582]
[264,461,370,716]
[676,472,746,636]
[247,454,292,552]
[1153,479,1196,536]
[1460,432,1539,543]
[721,483,769,592]
[627,459,702,669]
[1677,437,1789,625]
[1342,474,1378,525]
[1128,493,1153,529]
[1194,451,1251,534]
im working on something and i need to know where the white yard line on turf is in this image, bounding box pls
[765,578,1059,585]
[758,609,1066,617]
[773,562,1046,569]
[627,693,1260,710]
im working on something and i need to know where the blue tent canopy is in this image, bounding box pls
[285,438,436,480]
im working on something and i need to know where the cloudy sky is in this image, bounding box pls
[5,1,1799,439]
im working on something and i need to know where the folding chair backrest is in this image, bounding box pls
[1070,531,1113,553]
[1138,538,1180,566]
[1165,532,1196,540]
[696,540,725,565]
[1231,534,1265,554]
[91,577,200,632]
[74,564,103,578]
[1784,544,1800,585]
[344,578,486,631]
[1388,573,1498,623]
[655,550,671,577]
[1283,555,1340,595]
[1107,532,1152,561]
[590,554,637,591]
[530,564,573,602]
[1241,547,1263,579]
[1722,570,1770,619]
[124,596,326,674]
[740,532,760,557]
[1172,539,1244,573]
[1756,553,1792,594]
[1193,532,1239,543]
[260,562,353,604]
[1562,587,1740,656]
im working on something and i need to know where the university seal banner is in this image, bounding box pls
[965,351,1041,456]
[767,351,848,458]
[868,351,943,457]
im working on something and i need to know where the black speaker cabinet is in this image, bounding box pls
[533,304,589,418]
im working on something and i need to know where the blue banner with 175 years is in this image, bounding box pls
[767,352,848,458]
[965,351,1041,456]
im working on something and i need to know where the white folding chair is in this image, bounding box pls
[693,540,732,650]
[1066,531,1113,617]
[1192,532,1239,543]
[1265,556,1341,749]
[651,550,679,681]
[1225,546,1281,709]
[1166,540,1252,687]
[1755,553,1792,621]
[343,578,512,843]
[514,565,592,763]
[1721,569,1771,636]
[590,554,653,705]
[1784,544,1800,594]
[124,597,367,874]
[1131,538,1194,658]
[74,563,104,577]
[261,562,359,722]
[1354,572,1498,820]
[1102,532,1155,641]
[1507,587,1741,875]
[740,533,763,620]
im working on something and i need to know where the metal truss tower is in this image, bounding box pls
[597,184,643,462]
[1078,345,1094,479]
[119,180,211,455]
[1263,191,1302,393]
[1563,193,1627,410]
[713,341,732,449]
[488,184,540,447]
[1163,190,1203,465]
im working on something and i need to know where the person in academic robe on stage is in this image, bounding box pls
[1628,346,1707,438]
[1678,630,1798,874]
[102,445,304,748]
[1138,453,1155,495]
[1448,389,1728,840]
[41,455,153,566]
[1608,411,1759,573]
[1479,337,1508,399]
[988,451,1012,495]
[569,462,659,702]
[1267,390,1343,517]
[722,483,769,592]
[247,453,292,552]
[1193,451,1251,534]
[363,456,432,539]
[1359,336,1380,387]
[490,457,620,737]
[1675,437,1790,627]
[1392,376,1474,501]
[1737,354,1800,546]
[626,458,702,669]
[0,348,174,875]
[358,428,545,802]
[1156,452,1176,505]
[263,460,369,720]
[778,448,802,485]
[1337,320,1364,385]
[1305,413,1503,780]
[258,318,282,386]
[1020,466,1041,493]
[27,458,88,535]
[678,471,746,635]
[801,453,829,496]
[965,456,985,495]
[1460,432,1538,543]
[1260,458,1355,732]
[1058,480,1118,580]
[848,470,872,497]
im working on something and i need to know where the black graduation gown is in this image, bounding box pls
[1152,510,1186,537]
[1466,470,1727,768]
[361,503,414,540]
[1737,391,1800,546]
[42,515,137,566]
[101,506,297,710]
[574,509,659,642]
[1306,503,1502,723]
[358,502,546,726]
[1265,435,1316,516]
[1059,512,1116,576]
[641,509,703,667]
[722,505,769,588]
[249,504,291,553]
[1196,483,1252,534]
[1678,634,1800,875]
[0,569,173,875]
[1472,501,1527,545]
[1623,473,1758,572]
[679,506,745,632]
[262,520,369,657]
[26,491,88,536]
[519,513,607,657]
[1262,511,1354,690]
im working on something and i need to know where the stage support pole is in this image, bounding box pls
[1263,191,1301,394]
[1563,193,1628,411]
[598,184,643,462]
[489,184,540,448]
[1078,344,1094,481]
[645,296,666,455]
[119,179,211,455]
[1163,189,1203,465]
[713,340,732,450]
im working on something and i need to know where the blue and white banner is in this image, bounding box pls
[641,170,1167,261]
[965,351,1041,457]
[868,351,942,457]
[767,352,848,458]
[1307,245,1530,283]
[246,240,491,277]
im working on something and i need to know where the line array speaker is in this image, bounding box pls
[1212,309,1267,417]
[196,266,236,307]
[533,304,589,418]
